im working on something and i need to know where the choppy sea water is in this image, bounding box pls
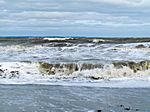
[0,37,150,86]
[0,37,150,111]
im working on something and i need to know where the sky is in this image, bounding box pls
[0,0,150,37]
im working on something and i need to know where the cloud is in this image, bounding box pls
[0,0,150,36]
[83,0,146,7]
[0,10,148,28]
[0,0,5,3]
[0,0,5,5]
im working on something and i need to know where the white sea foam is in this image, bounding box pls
[0,62,150,88]
[92,39,105,43]
[0,45,44,52]
[1,78,150,88]
[0,62,41,80]
[43,38,72,41]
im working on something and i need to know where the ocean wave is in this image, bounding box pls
[0,60,149,80]
[38,60,150,80]
[0,61,149,87]
[43,38,72,41]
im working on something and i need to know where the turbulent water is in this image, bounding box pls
[0,37,150,87]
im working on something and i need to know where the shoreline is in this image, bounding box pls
[0,85,149,111]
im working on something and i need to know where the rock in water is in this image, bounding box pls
[124,107,131,111]
[97,110,102,112]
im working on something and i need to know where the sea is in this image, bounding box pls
[0,36,150,112]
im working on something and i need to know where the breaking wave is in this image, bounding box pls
[0,60,149,88]
[0,60,150,81]
[38,60,150,80]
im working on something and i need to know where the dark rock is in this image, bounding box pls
[90,76,103,80]
[10,71,19,75]
[9,71,19,79]
[2,76,6,78]
[97,110,102,112]
[135,108,140,111]
[0,69,4,73]
[112,48,117,51]
[124,107,131,111]
[119,104,124,107]
[33,56,38,58]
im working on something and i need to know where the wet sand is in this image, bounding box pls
[0,85,149,112]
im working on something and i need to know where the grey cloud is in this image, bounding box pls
[1,10,146,27]
[0,0,150,36]
[0,0,5,3]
